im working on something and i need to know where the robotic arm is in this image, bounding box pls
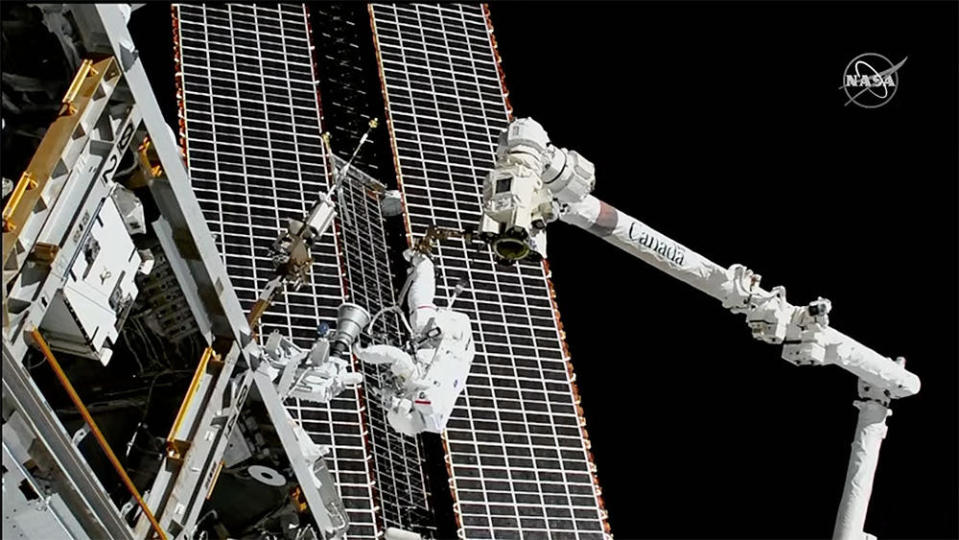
[478,119,595,263]
[479,118,919,396]
[478,117,921,540]
[248,119,381,331]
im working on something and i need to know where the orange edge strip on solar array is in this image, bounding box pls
[170,5,189,169]
[482,5,613,536]
[367,5,415,249]
[367,4,462,534]
[302,5,384,534]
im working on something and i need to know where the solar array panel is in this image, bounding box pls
[332,157,436,532]
[369,4,610,538]
[172,4,379,537]
[309,4,387,178]
[307,2,439,530]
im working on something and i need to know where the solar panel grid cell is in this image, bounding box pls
[370,4,608,538]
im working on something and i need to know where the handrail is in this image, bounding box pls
[29,328,167,540]
[60,59,96,115]
[165,346,217,459]
[2,172,38,232]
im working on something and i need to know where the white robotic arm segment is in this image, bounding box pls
[479,117,920,540]
[543,145,596,204]
[479,118,596,263]
[495,117,550,169]
[824,330,919,398]
[560,194,920,397]
[494,118,596,204]
[833,378,894,540]
[561,195,731,295]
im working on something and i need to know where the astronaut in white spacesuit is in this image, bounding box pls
[353,249,475,436]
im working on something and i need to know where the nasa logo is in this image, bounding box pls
[840,52,908,109]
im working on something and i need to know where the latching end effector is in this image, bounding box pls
[478,118,596,265]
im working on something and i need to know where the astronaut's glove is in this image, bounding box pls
[337,371,364,387]
[390,396,414,414]
[403,247,432,265]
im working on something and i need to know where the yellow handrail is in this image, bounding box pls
[136,137,164,178]
[29,328,167,540]
[2,172,38,232]
[165,346,216,458]
[205,460,224,500]
[60,59,96,115]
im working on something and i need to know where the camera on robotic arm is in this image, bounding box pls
[477,118,595,265]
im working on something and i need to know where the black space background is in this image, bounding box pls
[130,2,958,538]
[489,2,958,539]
